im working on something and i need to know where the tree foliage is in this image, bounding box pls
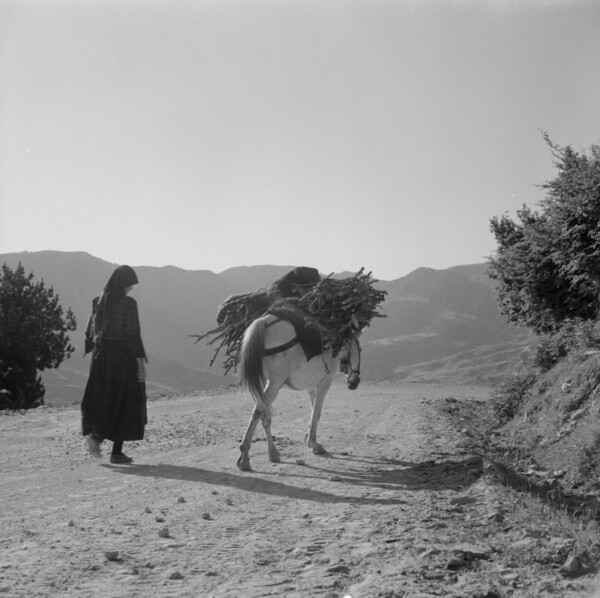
[0,263,76,409]
[488,134,600,333]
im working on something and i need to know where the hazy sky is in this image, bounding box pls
[1,0,599,280]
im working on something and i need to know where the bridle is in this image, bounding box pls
[340,336,361,377]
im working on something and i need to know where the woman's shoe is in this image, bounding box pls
[110,453,133,464]
[85,435,101,459]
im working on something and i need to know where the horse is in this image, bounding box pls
[236,311,362,471]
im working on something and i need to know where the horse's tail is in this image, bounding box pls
[239,317,270,416]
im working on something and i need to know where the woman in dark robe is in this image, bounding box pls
[81,265,148,464]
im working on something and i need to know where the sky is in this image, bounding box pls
[1,0,599,281]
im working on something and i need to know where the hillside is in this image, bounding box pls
[362,265,531,382]
[492,348,600,496]
[0,251,530,403]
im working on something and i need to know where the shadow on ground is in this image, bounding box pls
[106,454,483,504]
[282,454,483,492]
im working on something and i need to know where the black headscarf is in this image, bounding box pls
[105,265,139,291]
[97,265,139,323]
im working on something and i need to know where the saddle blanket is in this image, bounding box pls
[267,302,324,361]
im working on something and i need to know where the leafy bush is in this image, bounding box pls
[0,263,76,409]
[492,368,537,422]
[493,319,600,422]
[488,135,600,334]
[534,319,600,372]
[577,432,600,481]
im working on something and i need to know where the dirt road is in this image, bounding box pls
[0,381,597,597]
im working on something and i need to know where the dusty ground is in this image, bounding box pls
[1,381,599,597]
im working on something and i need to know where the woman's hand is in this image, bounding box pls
[137,358,146,382]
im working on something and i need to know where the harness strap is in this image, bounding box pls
[263,336,300,356]
[266,318,281,328]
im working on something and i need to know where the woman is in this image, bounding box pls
[81,265,148,464]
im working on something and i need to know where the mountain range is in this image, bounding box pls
[0,251,531,404]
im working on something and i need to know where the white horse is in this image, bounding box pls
[237,311,362,471]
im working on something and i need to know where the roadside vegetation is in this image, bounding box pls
[0,263,76,410]
[478,135,600,582]
[487,133,600,482]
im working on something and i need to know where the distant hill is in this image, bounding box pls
[0,251,531,404]
[361,265,530,382]
[448,262,494,285]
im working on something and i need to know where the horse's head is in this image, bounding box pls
[338,336,361,390]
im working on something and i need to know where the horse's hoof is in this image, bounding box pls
[312,444,327,455]
[268,447,281,463]
[236,456,251,471]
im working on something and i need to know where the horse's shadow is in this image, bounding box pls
[106,453,482,505]
[278,452,483,493]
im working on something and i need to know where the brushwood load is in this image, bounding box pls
[193,267,387,374]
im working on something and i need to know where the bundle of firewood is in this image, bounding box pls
[192,291,271,375]
[296,268,387,352]
[193,267,386,374]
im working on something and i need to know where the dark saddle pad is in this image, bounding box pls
[267,302,324,361]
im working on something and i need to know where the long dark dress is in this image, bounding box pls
[81,295,147,442]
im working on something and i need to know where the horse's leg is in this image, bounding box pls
[260,380,283,463]
[238,381,283,469]
[306,374,333,455]
[237,406,261,471]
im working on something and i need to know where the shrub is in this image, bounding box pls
[492,368,537,422]
[577,432,600,482]
[534,319,600,373]
[488,135,600,333]
[493,319,600,423]
[0,263,76,409]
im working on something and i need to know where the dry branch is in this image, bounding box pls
[296,268,387,352]
[192,268,386,374]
